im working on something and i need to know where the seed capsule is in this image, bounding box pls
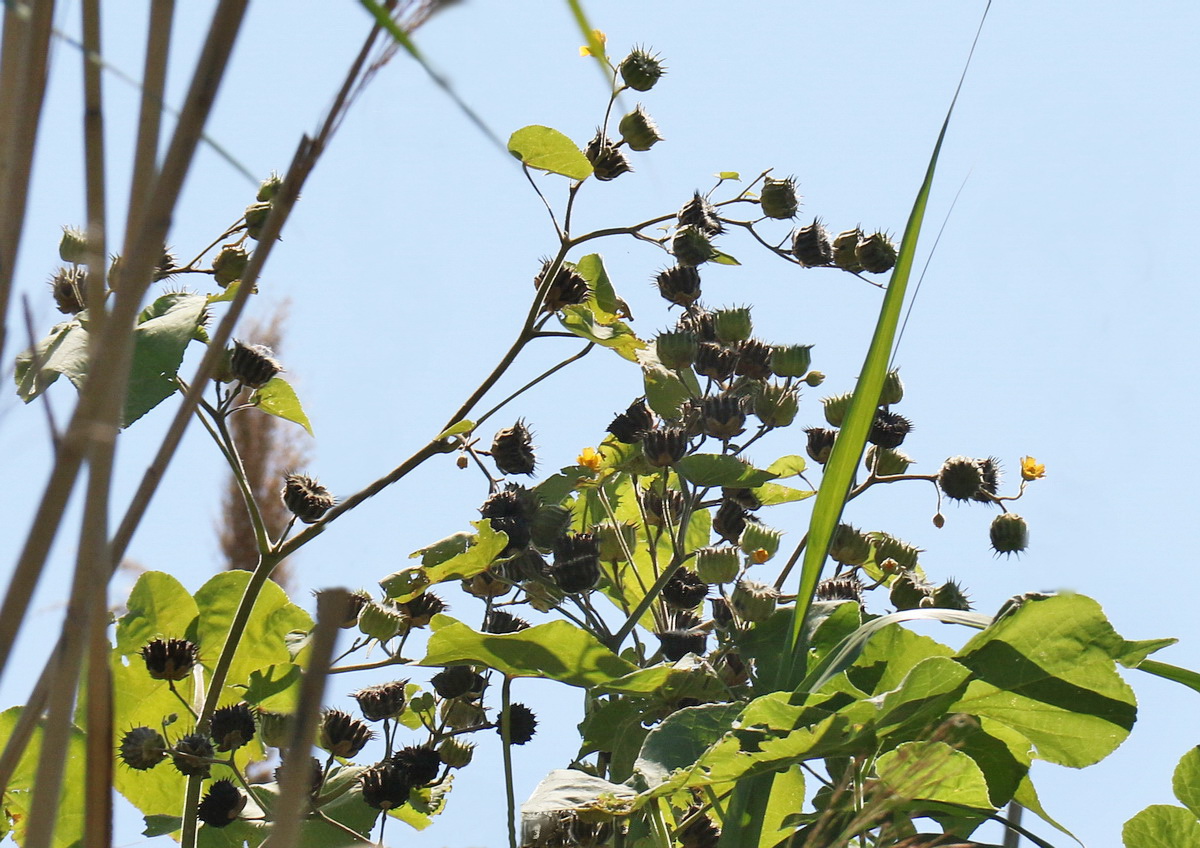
[880,368,905,405]
[856,231,898,274]
[59,227,88,265]
[229,339,282,388]
[318,708,373,758]
[642,426,688,467]
[792,218,834,266]
[141,637,200,681]
[990,513,1028,556]
[244,202,272,240]
[712,308,753,344]
[890,573,933,611]
[358,601,406,641]
[618,104,663,151]
[871,533,921,569]
[832,228,865,272]
[713,500,749,544]
[829,524,871,567]
[678,191,723,235]
[585,130,632,181]
[535,259,590,313]
[197,779,246,828]
[49,266,87,314]
[753,383,799,428]
[437,737,476,768]
[693,343,737,383]
[938,457,984,502]
[821,393,853,428]
[551,533,601,593]
[671,226,717,267]
[281,473,335,523]
[695,546,740,584]
[868,410,913,449]
[655,265,702,306]
[210,703,256,752]
[759,177,799,219]
[770,344,813,378]
[499,703,538,745]
[432,665,485,700]
[352,680,410,722]
[655,331,699,370]
[212,245,249,286]
[607,399,656,444]
[170,734,214,778]
[804,427,837,465]
[816,574,864,605]
[119,726,167,771]
[932,579,972,611]
[655,626,707,662]
[389,745,442,786]
[491,420,537,476]
[619,47,666,91]
[865,446,913,476]
[699,394,747,441]
[734,338,774,380]
[730,579,778,623]
[360,762,411,810]
[661,568,709,609]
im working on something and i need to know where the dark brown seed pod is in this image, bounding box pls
[210,703,256,752]
[699,394,746,441]
[484,609,531,634]
[975,457,1003,502]
[792,218,834,267]
[229,339,282,388]
[281,472,335,523]
[710,597,734,628]
[535,259,591,313]
[642,426,689,467]
[319,709,373,759]
[693,342,737,382]
[499,703,538,745]
[197,779,246,829]
[480,487,536,554]
[607,399,656,444]
[389,745,442,787]
[938,456,984,502]
[491,420,537,476]
[661,568,709,610]
[656,627,707,662]
[118,726,167,771]
[678,191,723,235]
[396,592,447,628]
[655,264,703,306]
[551,533,601,593]
[585,130,633,181]
[815,574,864,604]
[49,266,87,314]
[868,410,912,449]
[678,804,722,848]
[676,308,717,343]
[734,338,774,380]
[170,734,214,778]
[351,680,410,722]
[141,637,200,681]
[804,427,837,465]
[713,500,749,544]
[360,761,411,810]
[431,665,485,700]
[642,488,685,528]
[274,756,324,800]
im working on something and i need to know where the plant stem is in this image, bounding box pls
[500,675,517,848]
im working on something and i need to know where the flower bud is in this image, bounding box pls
[230,339,282,388]
[212,244,249,286]
[865,446,913,476]
[59,226,88,264]
[792,218,833,266]
[856,231,898,274]
[990,513,1028,556]
[753,383,799,428]
[730,579,778,623]
[491,420,537,476]
[804,370,826,387]
[712,307,752,344]
[770,344,813,378]
[829,524,871,566]
[585,131,632,181]
[655,331,698,370]
[282,473,335,523]
[618,104,663,151]
[759,177,799,219]
[619,47,666,91]
[671,226,717,267]
[832,228,865,272]
[695,546,740,584]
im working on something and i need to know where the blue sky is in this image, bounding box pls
[2,2,1198,846]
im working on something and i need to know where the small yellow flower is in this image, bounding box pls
[1020,456,1046,481]
[750,548,770,565]
[577,447,602,472]
[579,29,607,57]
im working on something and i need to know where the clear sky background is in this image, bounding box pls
[2,2,1199,847]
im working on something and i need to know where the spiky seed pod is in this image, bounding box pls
[281,473,335,523]
[792,218,834,267]
[257,172,283,202]
[334,590,370,629]
[730,579,778,623]
[585,130,632,181]
[619,46,666,91]
[740,522,783,560]
[938,457,984,502]
[528,503,572,550]
[358,601,406,641]
[990,513,1028,556]
[484,609,531,634]
[155,246,178,280]
[975,457,1003,503]
[171,734,214,778]
[500,703,538,744]
[141,637,199,681]
[437,737,476,768]
[770,344,813,378]
[933,579,973,611]
[656,331,699,370]
[197,779,246,829]
[677,308,717,342]
[119,726,167,771]
[721,488,761,513]
[535,259,591,313]
[655,265,702,307]
[890,573,934,611]
[319,709,373,758]
[642,426,688,467]
[804,427,837,465]
[695,546,740,584]
[678,191,723,235]
[256,710,292,748]
[552,533,601,593]
[880,368,905,406]
[816,574,865,605]
[679,804,722,848]
[273,757,324,800]
[432,664,487,700]
[871,533,922,569]
[480,488,535,554]
[463,570,512,600]
[710,597,735,629]
[228,339,281,389]
[593,521,638,561]
[212,244,249,286]
[671,225,717,267]
[244,201,272,240]
[712,308,753,344]
[360,762,411,810]
[59,226,88,264]
[821,393,853,428]
[397,592,447,628]
[352,680,409,722]
[656,626,707,662]
[390,745,442,786]
[856,231,898,274]
[210,703,256,752]
[713,500,749,544]
[869,410,913,449]
[759,177,799,219]
[753,383,799,428]
[492,420,537,476]
[440,697,487,730]
[692,342,737,383]
[865,446,913,477]
[699,394,746,441]
[49,266,87,314]
[832,228,865,272]
[642,488,685,529]
[618,104,663,151]
[607,399,656,444]
[732,340,772,380]
[829,524,872,566]
[662,568,709,610]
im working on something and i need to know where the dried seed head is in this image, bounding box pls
[440,697,488,730]
[360,761,411,810]
[273,756,323,800]
[585,130,632,181]
[492,420,537,476]
[695,546,741,584]
[389,745,442,786]
[618,104,663,151]
[551,533,601,593]
[642,426,689,467]
[118,726,167,771]
[730,579,779,623]
[318,709,373,759]
[770,344,813,378]
[229,339,282,388]
[535,260,590,313]
[710,596,734,628]
[713,500,750,544]
[480,487,536,554]
[868,410,913,449]
[607,399,656,444]
[671,225,718,267]
[678,191,723,235]
[212,244,249,287]
[871,533,922,570]
[693,342,737,383]
[661,568,709,610]
[197,779,246,829]
[210,703,256,752]
[281,473,335,523]
[351,680,410,722]
[975,457,1003,502]
[734,339,773,380]
[484,609,531,634]
[462,569,512,600]
[759,176,799,220]
[141,638,200,681]
[656,626,708,662]
[619,46,666,91]
[816,574,864,605]
[804,427,837,465]
[699,394,747,441]
[396,592,447,628]
[500,703,538,745]
[432,665,486,700]
[655,265,702,307]
[856,231,898,274]
[49,266,87,314]
[642,488,685,528]
[932,579,973,611]
[677,308,717,343]
[791,218,834,267]
[336,590,371,629]
[990,513,1028,556]
[171,734,214,778]
[678,804,722,848]
[832,228,865,272]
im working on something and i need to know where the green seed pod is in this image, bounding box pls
[804,370,826,387]
[672,225,718,267]
[932,579,973,611]
[730,579,778,623]
[256,710,293,748]
[770,344,813,378]
[49,266,86,314]
[856,231,898,274]
[759,177,799,219]
[871,533,921,569]
[212,245,249,287]
[695,546,740,584]
[437,737,476,769]
[585,131,632,181]
[990,513,1029,556]
[619,47,666,91]
[655,265,702,306]
[865,446,913,476]
[244,202,272,240]
[359,601,406,641]
[753,383,799,428]
[593,521,638,561]
[712,307,752,343]
[656,331,698,370]
[822,392,853,428]
[890,573,933,611]
[938,457,984,502]
[256,172,283,202]
[792,218,833,266]
[832,228,864,272]
[59,226,88,264]
[529,504,572,549]
[739,522,783,560]
[829,524,871,567]
[880,368,905,406]
[618,104,663,151]
[440,698,487,731]
[119,726,167,771]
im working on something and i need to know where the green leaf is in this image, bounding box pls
[384,521,508,601]
[872,656,973,736]
[206,280,241,303]
[766,455,807,478]
[0,707,87,848]
[875,740,993,809]
[599,655,728,702]
[750,482,815,506]
[1173,747,1200,818]
[1123,805,1200,848]
[434,419,474,441]
[675,454,777,488]
[559,304,645,361]
[711,250,740,266]
[716,171,740,180]
[142,815,182,837]
[575,254,623,319]
[955,717,1033,809]
[252,377,313,435]
[242,662,304,713]
[507,125,593,180]
[14,319,87,401]
[125,292,208,426]
[639,346,700,418]
[421,616,637,687]
[635,703,745,788]
[114,571,200,655]
[409,531,473,566]
[1115,636,1176,668]
[578,697,647,784]
[521,769,637,818]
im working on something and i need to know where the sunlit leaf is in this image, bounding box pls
[675,454,777,488]
[252,377,313,435]
[508,125,593,180]
[1123,804,1200,848]
[125,292,209,426]
[559,304,645,361]
[875,741,992,809]
[0,707,87,848]
[1173,747,1200,818]
[434,418,474,441]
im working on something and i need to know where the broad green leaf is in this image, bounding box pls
[114,571,200,655]
[521,769,636,818]
[955,716,1033,808]
[575,254,623,320]
[1115,636,1176,668]
[421,616,637,687]
[766,455,806,478]
[14,319,87,401]
[559,304,645,361]
[578,697,647,783]
[434,418,474,441]
[639,346,700,418]
[241,662,304,712]
[125,292,208,426]
[635,703,744,788]
[384,521,508,601]
[1123,804,1200,848]
[507,125,593,180]
[750,482,815,506]
[716,171,740,180]
[142,815,182,837]
[1173,747,1200,818]
[1014,773,1077,843]
[875,740,992,809]
[409,531,473,566]
[872,656,973,736]
[206,280,241,303]
[675,454,777,488]
[599,655,728,702]
[0,707,87,848]
[951,593,1137,768]
[760,766,806,847]
[252,377,313,435]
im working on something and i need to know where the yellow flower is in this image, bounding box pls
[1020,456,1046,481]
[577,447,602,472]
[579,29,607,57]
[750,548,770,565]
